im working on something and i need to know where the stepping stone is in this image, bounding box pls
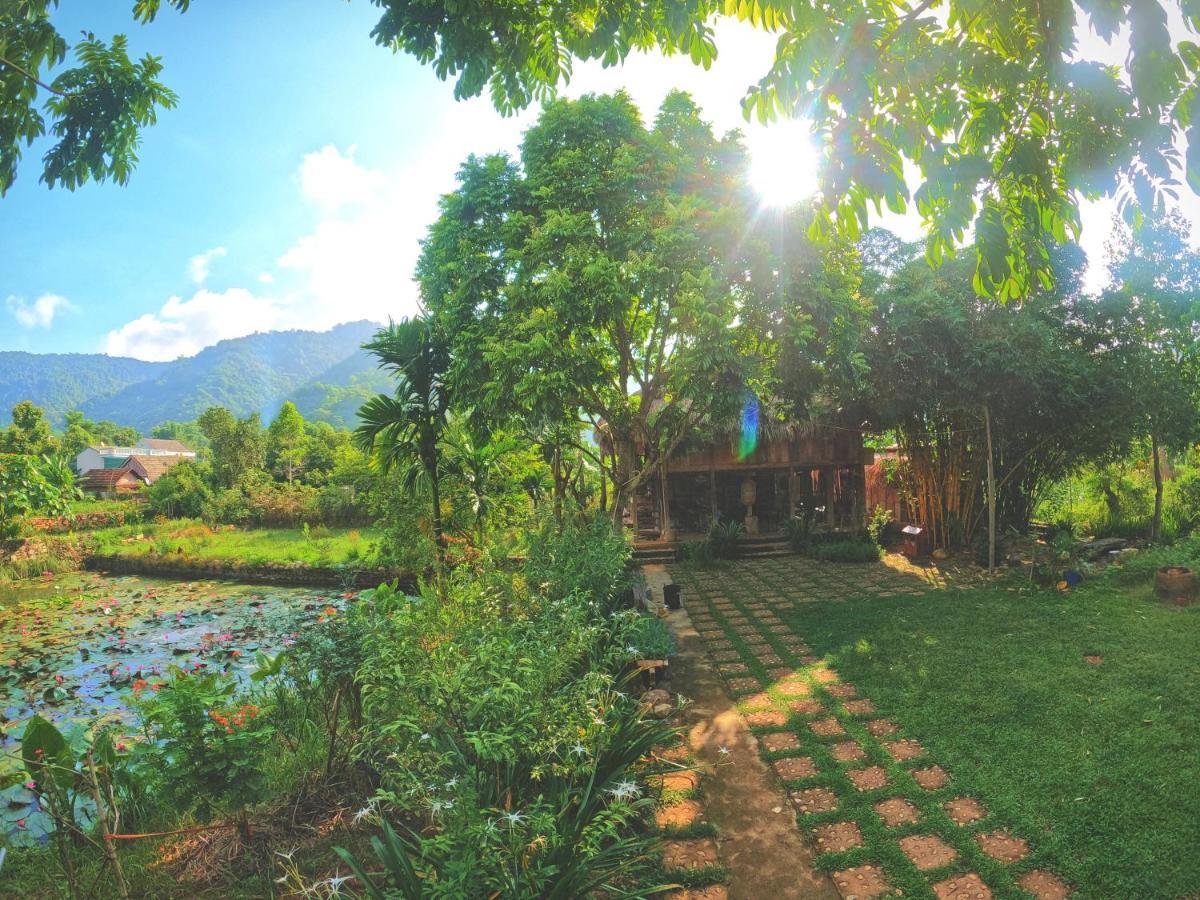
[844,698,876,715]
[728,676,762,694]
[1018,870,1072,899]
[830,740,867,761]
[975,830,1029,863]
[711,649,741,662]
[718,662,750,675]
[812,669,840,684]
[788,699,825,715]
[656,799,704,829]
[847,765,889,792]
[708,640,735,652]
[799,654,821,665]
[777,679,811,697]
[740,691,773,710]
[662,837,720,870]
[757,653,784,666]
[654,770,701,792]
[943,797,987,825]
[746,709,788,728]
[866,719,899,737]
[874,796,920,827]
[885,738,925,761]
[831,864,891,899]
[899,834,958,870]
[809,717,846,737]
[767,666,794,681]
[932,872,993,899]
[826,682,856,697]
[912,765,951,790]
[812,820,864,853]
[791,786,839,814]
[760,732,801,753]
[772,756,818,780]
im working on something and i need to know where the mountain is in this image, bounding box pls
[0,353,165,425]
[0,321,386,432]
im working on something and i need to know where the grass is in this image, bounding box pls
[683,546,1200,899]
[88,520,381,567]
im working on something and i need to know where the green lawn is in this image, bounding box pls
[771,551,1200,899]
[88,520,380,567]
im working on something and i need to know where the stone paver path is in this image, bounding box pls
[667,555,1072,900]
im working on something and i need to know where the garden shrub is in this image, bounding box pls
[345,517,674,896]
[708,519,744,559]
[678,539,715,567]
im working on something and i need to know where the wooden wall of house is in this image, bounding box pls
[669,428,868,472]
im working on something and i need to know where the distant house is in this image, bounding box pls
[122,454,185,485]
[81,467,146,497]
[75,440,196,476]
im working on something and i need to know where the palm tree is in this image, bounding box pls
[441,417,517,549]
[355,317,452,589]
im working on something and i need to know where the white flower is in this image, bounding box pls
[625,645,639,654]
[324,873,353,890]
[420,732,431,741]
[718,745,731,756]
[351,805,374,825]
[606,780,642,801]
[571,743,587,756]
[444,776,459,789]
[501,810,527,827]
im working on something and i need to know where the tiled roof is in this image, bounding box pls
[122,454,183,482]
[81,469,139,490]
[138,438,193,453]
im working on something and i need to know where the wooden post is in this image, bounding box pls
[660,459,674,541]
[984,403,996,574]
[709,468,718,527]
[824,468,835,526]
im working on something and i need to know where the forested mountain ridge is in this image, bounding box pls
[0,321,382,432]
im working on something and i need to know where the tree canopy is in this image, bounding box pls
[369,0,1200,300]
[0,0,185,195]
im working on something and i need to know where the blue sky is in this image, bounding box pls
[1,2,1195,360]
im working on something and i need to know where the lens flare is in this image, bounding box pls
[738,395,759,460]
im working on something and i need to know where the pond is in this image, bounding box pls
[1,573,352,846]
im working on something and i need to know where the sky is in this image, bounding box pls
[0,1,1196,361]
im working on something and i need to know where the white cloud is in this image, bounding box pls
[257,272,275,284]
[299,144,389,213]
[6,293,75,329]
[104,288,283,361]
[188,246,227,284]
[277,145,425,327]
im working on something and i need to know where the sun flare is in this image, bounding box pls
[747,119,821,207]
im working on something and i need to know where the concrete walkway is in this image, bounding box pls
[644,565,841,900]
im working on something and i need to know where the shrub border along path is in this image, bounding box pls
[667,560,1073,900]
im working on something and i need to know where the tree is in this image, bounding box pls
[1,401,58,455]
[145,459,211,519]
[861,238,1129,548]
[440,418,518,548]
[420,91,753,530]
[1100,211,1200,540]
[0,1,183,195]
[267,401,307,483]
[60,411,139,457]
[355,317,453,588]
[0,453,79,538]
[197,407,265,489]
[368,0,1200,301]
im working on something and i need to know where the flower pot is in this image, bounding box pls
[663,583,682,610]
[1155,566,1197,605]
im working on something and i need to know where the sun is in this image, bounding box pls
[746,119,821,207]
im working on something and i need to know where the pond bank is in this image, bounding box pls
[84,553,415,590]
